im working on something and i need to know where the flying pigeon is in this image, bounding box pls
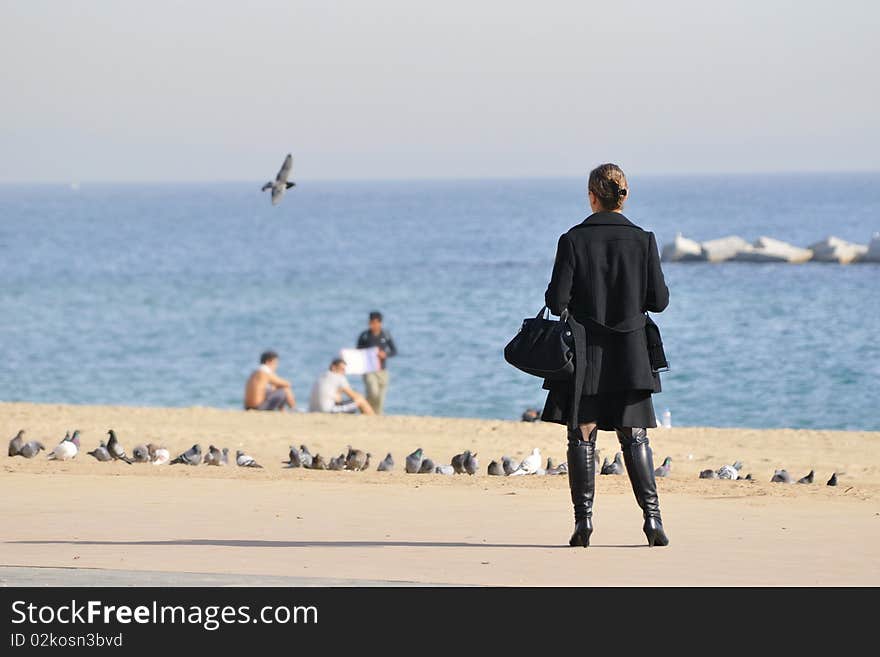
[418,457,436,474]
[106,430,133,464]
[827,473,838,486]
[377,453,394,471]
[405,448,424,474]
[203,445,223,466]
[131,444,151,463]
[509,448,541,476]
[148,443,170,465]
[87,442,113,462]
[435,464,454,475]
[487,460,505,476]
[345,446,369,471]
[170,444,202,466]
[284,445,302,468]
[236,450,263,468]
[771,469,792,483]
[261,153,296,205]
[8,430,24,456]
[463,451,479,475]
[796,469,814,484]
[299,444,314,469]
[655,456,672,477]
[601,452,624,475]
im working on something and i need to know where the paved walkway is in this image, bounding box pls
[0,565,441,587]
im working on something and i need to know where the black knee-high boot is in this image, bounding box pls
[616,428,670,547]
[567,427,596,547]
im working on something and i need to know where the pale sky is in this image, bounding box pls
[1,0,877,182]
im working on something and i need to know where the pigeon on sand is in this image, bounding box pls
[377,453,394,472]
[345,446,369,471]
[488,460,505,476]
[170,444,202,466]
[827,473,838,486]
[771,469,792,483]
[8,430,25,456]
[654,456,672,477]
[48,433,78,461]
[405,448,424,474]
[236,450,263,468]
[148,443,170,465]
[88,442,113,462]
[203,445,223,466]
[797,469,814,484]
[509,448,541,476]
[131,444,151,463]
[106,430,133,464]
[20,441,46,458]
[601,452,624,475]
[284,446,302,468]
[463,451,479,475]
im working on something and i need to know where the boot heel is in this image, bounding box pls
[643,518,669,547]
[569,520,593,547]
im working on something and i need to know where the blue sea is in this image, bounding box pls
[1,173,878,430]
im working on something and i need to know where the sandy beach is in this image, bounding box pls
[2,402,879,586]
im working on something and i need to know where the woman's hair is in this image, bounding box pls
[588,163,628,211]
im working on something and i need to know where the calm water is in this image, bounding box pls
[1,174,878,429]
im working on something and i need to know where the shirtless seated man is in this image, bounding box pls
[244,350,296,411]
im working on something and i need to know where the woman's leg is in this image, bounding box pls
[567,422,597,547]
[615,427,669,546]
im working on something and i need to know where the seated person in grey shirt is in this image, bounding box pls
[308,358,375,415]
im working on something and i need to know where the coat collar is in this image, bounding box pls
[580,211,637,228]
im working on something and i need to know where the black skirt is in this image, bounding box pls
[542,388,657,430]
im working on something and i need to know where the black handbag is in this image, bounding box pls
[645,313,669,372]
[504,307,575,381]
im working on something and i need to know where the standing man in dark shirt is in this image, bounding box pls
[357,311,397,414]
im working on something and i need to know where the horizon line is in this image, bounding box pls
[1,168,879,186]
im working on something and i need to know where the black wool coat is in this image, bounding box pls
[541,211,669,405]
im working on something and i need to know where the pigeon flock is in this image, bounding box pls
[6,429,842,486]
[698,460,839,486]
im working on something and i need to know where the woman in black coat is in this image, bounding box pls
[542,163,670,548]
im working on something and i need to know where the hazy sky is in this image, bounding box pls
[1,0,877,182]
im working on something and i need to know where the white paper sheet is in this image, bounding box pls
[339,347,381,375]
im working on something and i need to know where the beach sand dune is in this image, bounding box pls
[2,403,879,586]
